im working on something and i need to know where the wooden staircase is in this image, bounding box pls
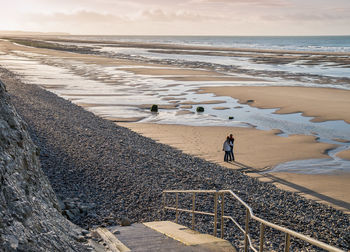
[89,221,236,252]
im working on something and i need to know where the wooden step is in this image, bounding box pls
[144,221,236,252]
[90,222,236,252]
[94,227,131,252]
[111,223,197,251]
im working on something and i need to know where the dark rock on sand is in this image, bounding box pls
[151,104,158,112]
[196,106,205,112]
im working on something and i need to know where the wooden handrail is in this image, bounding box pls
[163,189,344,252]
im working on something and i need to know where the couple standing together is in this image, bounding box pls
[223,134,235,162]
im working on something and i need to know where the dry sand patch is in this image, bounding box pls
[199,86,350,123]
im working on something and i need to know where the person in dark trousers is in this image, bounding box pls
[223,136,231,162]
[229,134,235,161]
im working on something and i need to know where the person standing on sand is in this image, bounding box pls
[229,134,235,161]
[223,136,231,162]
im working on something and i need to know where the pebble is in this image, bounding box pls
[81,230,90,236]
[76,235,87,243]
[120,217,131,227]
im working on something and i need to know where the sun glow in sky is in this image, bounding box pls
[1,0,350,35]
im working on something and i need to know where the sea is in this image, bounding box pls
[59,35,350,52]
[1,35,350,174]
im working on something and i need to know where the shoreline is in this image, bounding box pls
[2,38,349,88]
[198,86,350,124]
[9,35,350,56]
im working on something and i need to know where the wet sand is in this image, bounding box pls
[118,86,350,212]
[119,123,334,169]
[2,38,350,212]
[199,86,350,123]
[35,36,350,56]
[123,67,259,81]
[337,149,350,161]
[0,39,260,83]
[24,36,350,70]
[120,122,350,213]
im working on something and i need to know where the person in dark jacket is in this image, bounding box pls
[229,134,235,161]
[223,136,231,162]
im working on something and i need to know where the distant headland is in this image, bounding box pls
[0,30,70,36]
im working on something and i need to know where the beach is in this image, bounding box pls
[0,36,349,215]
[1,35,350,250]
[120,123,350,212]
[2,67,349,251]
[3,0,350,250]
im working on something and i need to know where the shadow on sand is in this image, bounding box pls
[227,160,350,213]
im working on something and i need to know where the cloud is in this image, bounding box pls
[189,0,289,7]
[24,10,127,24]
[24,9,223,25]
[138,9,222,22]
[262,11,350,22]
[10,0,350,35]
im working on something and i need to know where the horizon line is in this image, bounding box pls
[0,30,350,37]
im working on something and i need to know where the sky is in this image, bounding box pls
[1,0,350,36]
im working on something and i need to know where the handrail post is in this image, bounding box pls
[244,208,250,252]
[192,192,196,230]
[163,192,166,219]
[284,233,291,252]
[221,192,224,239]
[214,192,218,237]
[259,223,265,252]
[175,192,179,223]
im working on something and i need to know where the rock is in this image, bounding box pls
[90,231,100,239]
[196,106,204,112]
[87,212,98,219]
[150,104,158,112]
[57,199,65,212]
[120,217,131,226]
[79,205,89,214]
[76,235,87,243]
[81,229,90,236]
[0,79,89,251]
[64,201,76,210]
[8,235,19,250]
[106,219,116,225]
[70,207,81,217]
[63,210,76,221]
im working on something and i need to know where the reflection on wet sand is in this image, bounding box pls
[1,38,350,210]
